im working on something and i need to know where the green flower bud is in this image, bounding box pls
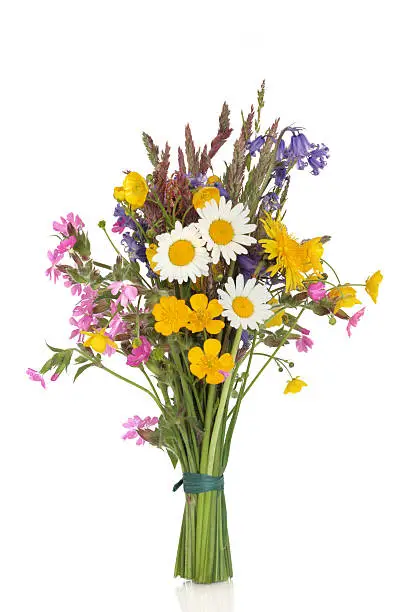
[98,220,106,229]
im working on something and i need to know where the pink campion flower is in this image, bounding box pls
[26,368,46,389]
[112,218,126,234]
[73,286,99,317]
[45,249,64,283]
[296,335,314,353]
[108,281,139,308]
[126,336,152,367]
[63,275,82,296]
[122,415,159,445]
[347,307,366,338]
[70,315,95,340]
[109,313,128,337]
[51,372,60,381]
[308,281,326,301]
[104,342,117,357]
[56,235,76,254]
[297,325,310,336]
[53,213,84,235]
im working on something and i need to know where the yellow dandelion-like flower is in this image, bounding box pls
[152,296,191,336]
[146,243,158,271]
[284,377,307,394]
[259,214,305,292]
[192,186,220,210]
[186,294,225,335]
[81,328,118,354]
[365,270,383,304]
[300,237,324,274]
[188,338,234,385]
[207,175,221,185]
[123,172,148,210]
[328,285,361,314]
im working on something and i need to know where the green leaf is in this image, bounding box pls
[45,342,64,352]
[73,231,91,259]
[74,356,89,364]
[73,363,94,382]
[167,450,178,469]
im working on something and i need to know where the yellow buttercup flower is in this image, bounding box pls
[186,294,225,334]
[365,270,383,304]
[146,243,158,271]
[207,175,221,185]
[81,328,118,353]
[328,285,361,314]
[188,338,234,384]
[152,296,191,336]
[192,186,220,210]
[123,172,149,210]
[265,298,285,328]
[260,214,305,292]
[284,377,307,394]
[113,186,125,202]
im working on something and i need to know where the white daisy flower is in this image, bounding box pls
[153,221,211,284]
[218,274,272,330]
[196,197,257,265]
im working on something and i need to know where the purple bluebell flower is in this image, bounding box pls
[307,144,330,175]
[273,165,288,188]
[214,182,230,200]
[241,330,252,351]
[288,132,312,160]
[276,138,286,161]
[262,191,281,212]
[188,173,207,189]
[246,135,265,157]
[237,253,260,281]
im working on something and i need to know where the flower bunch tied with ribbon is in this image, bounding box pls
[28,82,382,584]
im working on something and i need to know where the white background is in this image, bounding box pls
[0,1,407,611]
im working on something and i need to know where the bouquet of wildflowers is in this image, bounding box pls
[28,83,382,583]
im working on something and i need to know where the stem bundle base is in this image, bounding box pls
[174,490,232,584]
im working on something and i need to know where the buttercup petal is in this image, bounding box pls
[203,338,221,357]
[188,346,204,364]
[190,293,208,312]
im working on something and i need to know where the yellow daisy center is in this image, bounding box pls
[168,240,195,266]
[209,220,234,245]
[232,296,254,318]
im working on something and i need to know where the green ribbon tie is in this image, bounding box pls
[172,472,224,494]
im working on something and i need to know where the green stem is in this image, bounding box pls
[100,226,127,261]
[242,307,305,398]
[322,259,341,285]
[93,260,112,270]
[206,327,242,476]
